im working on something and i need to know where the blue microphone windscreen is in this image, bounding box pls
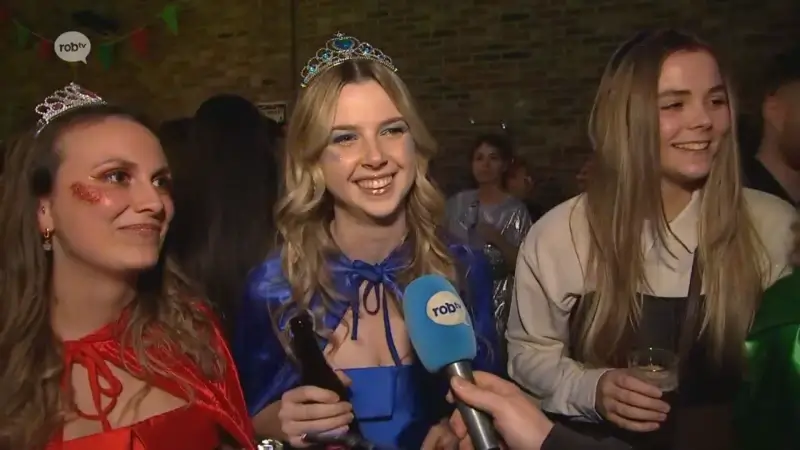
[403,275,477,373]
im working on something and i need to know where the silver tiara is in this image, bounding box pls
[35,82,107,132]
[300,32,396,88]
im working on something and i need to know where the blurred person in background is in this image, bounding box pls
[446,133,532,349]
[166,94,280,339]
[742,45,800,206]
[505,156,545,222]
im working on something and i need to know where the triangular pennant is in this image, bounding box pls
[160,4,179,35]
[131,28,149,57]
[97,42,115,69]
[13,21,30,48]
[37,38,53,60]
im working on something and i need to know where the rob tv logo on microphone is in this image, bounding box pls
[426,291,470,326]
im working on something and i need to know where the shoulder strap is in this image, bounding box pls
[677,250,703,361]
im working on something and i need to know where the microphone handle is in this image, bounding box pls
[444,362,502,450]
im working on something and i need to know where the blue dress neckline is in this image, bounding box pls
[232,240,503,449]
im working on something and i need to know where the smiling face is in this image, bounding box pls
[657,50,731,188]
[320,80,416,222]
[38,116,174,273]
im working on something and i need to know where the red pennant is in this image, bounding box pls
[131,28,148,57]
[37,39,53,60]
[0,6,9,23]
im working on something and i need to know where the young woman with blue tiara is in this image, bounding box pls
[233,33,502,449]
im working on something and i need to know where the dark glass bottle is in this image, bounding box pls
[289,313,362,441]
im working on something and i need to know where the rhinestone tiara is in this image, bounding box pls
[300,32,396,88]
[34,82,107,132]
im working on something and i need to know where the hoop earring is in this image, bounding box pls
[42,228,53,252]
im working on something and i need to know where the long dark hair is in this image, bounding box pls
[165,94,280,338]
[158,117,193,174]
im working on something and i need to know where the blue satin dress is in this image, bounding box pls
[232,242,502,449]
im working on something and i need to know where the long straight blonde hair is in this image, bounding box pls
[273,60,455,344]
[572,29,766,367]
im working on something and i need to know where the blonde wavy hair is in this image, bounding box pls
[274,60,455,340]
[572,29,766,367]
[0,105,223,450]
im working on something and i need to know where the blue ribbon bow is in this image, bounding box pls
[330,251,409,366]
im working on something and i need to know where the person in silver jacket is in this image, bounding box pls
[445,133,532,352]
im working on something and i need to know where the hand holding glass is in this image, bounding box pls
[628,347,679,402]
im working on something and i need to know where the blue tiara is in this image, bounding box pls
[300,32,397,88]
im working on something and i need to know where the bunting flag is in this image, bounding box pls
[37,38,52,59]
[97,42,115,70]
[13,21,30,48]
[160,4,179,35]
[2,2,180,67]
[131,28,148,57]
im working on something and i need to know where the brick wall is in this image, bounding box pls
[2,0,797,202]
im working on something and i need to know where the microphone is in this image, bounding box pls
[403,275,501,450]
[289,312,365,447]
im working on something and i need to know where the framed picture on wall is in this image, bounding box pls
[256,101,288,124]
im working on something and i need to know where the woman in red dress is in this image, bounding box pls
[0,83,255,450]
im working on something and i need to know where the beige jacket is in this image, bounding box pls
[506,188,796,420]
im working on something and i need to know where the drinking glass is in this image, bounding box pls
[628,347,679,395]
[627,348,680,449]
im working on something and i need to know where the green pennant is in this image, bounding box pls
[13,22,30,48]
[160,4,179,35]
[97,42,115,69]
